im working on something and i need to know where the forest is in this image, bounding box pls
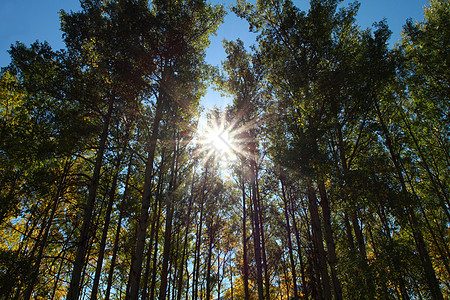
[0,0,449,299]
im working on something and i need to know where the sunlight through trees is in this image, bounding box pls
[0,0,448,299]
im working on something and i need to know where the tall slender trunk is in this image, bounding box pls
[24,160,71,300]
[149,148,168,300]
[336,122,375,298]
[405,168,450,278]
[343,214,356,252]
[79,200,104,299]
[184,266,190,300]
[241,178,250,300]
[350,210,375,296]
[306,179,332,300]
[374,101,443,300]
[256,177,270,300]
[141,216,155,300]
[230,258,234,300]
[159,137,179,300]
[281,180,299,300]
[149,190,163,300]
[205,230,214,300]
[401,108,450,221]
[251,181,264,300]
[67,97,114,300]
[281,251,290,299]
[343,209,364,293]
[317,181,343,300]
[176,178,195,300]
[51,249,66,300]
[127,87,165,300]
[141,147,166,300]
[192,202,204,300]
[249,154,264,300]
[90,156,122,300]
[105,153,133,299]
[217,252,221,300]
[193,164,208,300]
[142,149,166,300]
[289,193,308,298]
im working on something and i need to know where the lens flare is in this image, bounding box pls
[195,108,259,166]
[207,128,231,153]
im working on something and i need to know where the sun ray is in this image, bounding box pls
[193,106,262,169]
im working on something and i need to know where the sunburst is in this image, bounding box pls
[195,111,238,165]
[200,124,238,165]
[195,108,259,167]
[205,127,232,154]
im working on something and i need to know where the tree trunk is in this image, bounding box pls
[149,151,167,300]
[217,252,221,300]
[192,204,204,300]
[241,177,250,300]
[67,97,114,300]
[317,180,343,300]
[158,138,178,300]
[193,164,207,300]
[205,230,214,300]
[127,88,165,300]
[250,158,264,300]
[51,249,66,300]
[401,109,450,221]
[289,188,308,298]
[405,167,450,283]
[176,177,195,300]
[256,178,270,300]
[144,149,167,300]
[105,153,133,300]
[281,180,299,300]
[306,179,332,300]
[24,160,71,300]
[149,191,163,300]
[230,258,234,300]
[91,155,123,300]
[374,101,443,300]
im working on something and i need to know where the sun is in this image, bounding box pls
[195,109,254,165]
[206,128,232,153]
[196,116,239,164]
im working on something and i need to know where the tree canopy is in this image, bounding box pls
[0,0,448,299]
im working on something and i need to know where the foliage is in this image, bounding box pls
[0,0,448,299]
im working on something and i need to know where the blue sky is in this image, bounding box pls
[0,0,428,108]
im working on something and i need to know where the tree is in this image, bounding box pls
[124,1,224,299]
[216,38,269,299]
[1,0,448,299]
[0,39,96,299]
[59,1,156,298]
